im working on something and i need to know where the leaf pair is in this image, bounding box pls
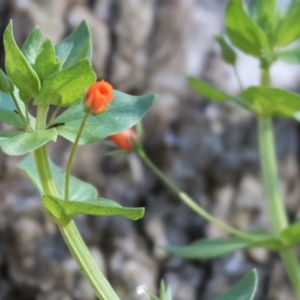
[189,77,300,118]
[18,155,144,225]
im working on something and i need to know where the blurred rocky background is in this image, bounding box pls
[0,0,300,299]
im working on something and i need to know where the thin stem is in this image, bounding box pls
[47,106,61,127]
[64,110,90,201]
[233,65,243,91]
[25,104,30,125]
[137,149,257,242]
[10,92,29,130]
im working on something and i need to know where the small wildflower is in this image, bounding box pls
[109,128,138,151]
[136,284,148,295]
[84,80,114,114]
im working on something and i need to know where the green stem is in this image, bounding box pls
[64,110,90,201]
[33,108,120,300]
[259,68,300,299]
[234,65,243,91]
[137,149,256,242]
[47,105,61,127]
[10,92,29,130]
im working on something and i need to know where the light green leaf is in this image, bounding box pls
[0,69,14,94]
[272,1,300,47]
[22,26,43,65]
[0,91,24,127]
[42,195,145,225]
[225,0,270,57]
[0,128,57,156]
[55,20,91,70]
[4,21,40,98]
[34,59,96,106]
[280,221,300,247]
[277,44,300,64]
[34,38,60,83]
[256,0,275,34]
[164,230,281,259]
[53,91,156,144]
[241,86,300,117]
[17,154,97,201]
[188,77,252,110]
[214,269,258,300]
[215,35,237,65]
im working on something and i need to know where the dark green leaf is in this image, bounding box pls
[241,86,300,117]
[272,1,300,47]
[277,44,300,64]
[215,35,237,65]
[22,26,43,65]
[188,77,252,110]
[0,91,24,127]
[34,38,60,83]
[0,128,57,156]
[214,269,258,300]
[55,20,91,70]
[54,91,156,144]
[4,21,40,98]
[34,59,96,106]
[17,154,97,200]
[225,0,270,57]
[0,69,14,94]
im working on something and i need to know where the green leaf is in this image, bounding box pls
[42,195,144,225]
[215,35,237,65]
[241,86,300,117]
[272,1,300,47]
[4,21,40,98]
[188,77,252,110]
[164,231,281,259]
[17,154,97,200]
[0,69,14,94]
[34,38,60,83]
[256,0,275,34]
[22,26,43,65]
[225,0,270,57]
[55,20,91,70]
[214,269,258,300]
[53,91,156,144]
[280,222,300,247]
[0,128,57,156]
[106,149,131,157]
[0,91,24,127]
[277,44,300,64]
[159,281,172,300]
[34,59,96,106]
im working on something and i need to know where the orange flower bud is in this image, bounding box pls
[109,129,138,151]
[84,80,114,114]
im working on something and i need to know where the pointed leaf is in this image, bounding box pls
[0,69,14,94]
[214,269,258,300]
[22,26,43,65]
[277,44,300,64]
[272,1,300,47]
[42,195,145,225]
[188,77,252,110]
[53,91,156,144]
[55,20,91,70]
[215,35,237,65]
[225,0,270,57]
[34,59,96,106]
[17,154,97,200]
[256,0,275,34]
[34,38,60,83]
[0,128,57,156]
[241,86,300,117]
[4,21,40,98]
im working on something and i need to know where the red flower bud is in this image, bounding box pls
[84,80,114,114]
[109,129,138,151]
